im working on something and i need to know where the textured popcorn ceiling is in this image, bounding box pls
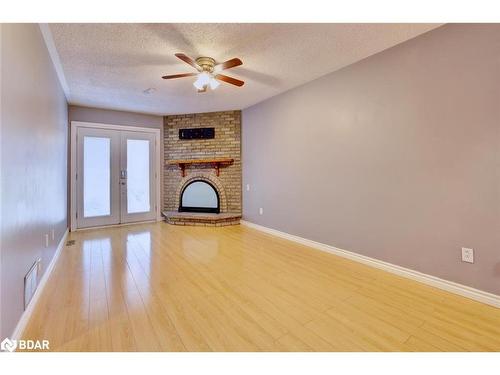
[49,23,442,115]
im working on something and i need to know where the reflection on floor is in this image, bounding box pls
[22,222,500,351]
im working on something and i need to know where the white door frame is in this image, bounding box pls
[70,121,161,231]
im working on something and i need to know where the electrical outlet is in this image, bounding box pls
[51,229,55,241]
[246,184,250,191]
[44,234,49,248]
[259,207,263,215]
[461,247,474,263]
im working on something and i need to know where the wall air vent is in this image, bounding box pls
[24,259,41,310]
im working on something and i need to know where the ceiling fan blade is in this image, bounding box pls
[215,74,245,87]
[162,72,198,79]
[214,58,242,73]
[175,53,202,71]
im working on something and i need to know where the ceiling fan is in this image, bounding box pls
[162,53,244,93]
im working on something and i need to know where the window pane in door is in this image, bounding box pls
[127,139,150,213]
[83,136,111,217]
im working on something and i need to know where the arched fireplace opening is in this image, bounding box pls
[179,180,220,213]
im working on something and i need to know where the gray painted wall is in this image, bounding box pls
[1,24,69,339]
[242,24,500,295]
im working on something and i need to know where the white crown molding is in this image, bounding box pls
[38,23,71,100]
[240,220,500,309]
[10,228,69,343]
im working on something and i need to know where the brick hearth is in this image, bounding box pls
[162,211,241,226]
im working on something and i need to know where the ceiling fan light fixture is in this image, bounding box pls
[209,77,220,90]
[193,72,211,90]
[198,72,210,85]
[193,79,205,90]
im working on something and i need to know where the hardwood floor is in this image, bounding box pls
[21,222,500,351]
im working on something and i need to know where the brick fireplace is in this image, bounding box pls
[163,110,242,226]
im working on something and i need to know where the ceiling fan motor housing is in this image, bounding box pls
[195,57,216,73]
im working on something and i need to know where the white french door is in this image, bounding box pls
[119,131,157,224]
[75,125,158,229]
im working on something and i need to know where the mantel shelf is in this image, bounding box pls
[166,157,234,177]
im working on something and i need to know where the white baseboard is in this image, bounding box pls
[10,228,69,341]
[240,220,500,309]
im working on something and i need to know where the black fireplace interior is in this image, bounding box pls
[179,180,220,213]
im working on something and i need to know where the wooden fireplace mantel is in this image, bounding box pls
[167,157,234,177]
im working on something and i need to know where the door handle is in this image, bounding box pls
[120,170,127,179]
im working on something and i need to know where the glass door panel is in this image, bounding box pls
[126,139,151,214]
[120,131,157,223]
[76,128,120,228]
[83,136,111,217]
